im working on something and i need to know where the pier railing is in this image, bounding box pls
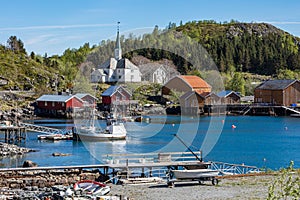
[103,152,261,176]
[103,151,202,165]
[19,122,72,135]
[210,161,261,175]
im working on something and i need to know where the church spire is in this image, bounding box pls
[114,22,122,60]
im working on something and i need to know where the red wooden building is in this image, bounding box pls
[101,86,131,105]
[36,94,83,117]
[74,93,97,107]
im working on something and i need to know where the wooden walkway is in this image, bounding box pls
[0,151,261,184]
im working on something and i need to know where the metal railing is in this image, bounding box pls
[210,161,261,175]
[103,151,202,165]
[19,122,72,135]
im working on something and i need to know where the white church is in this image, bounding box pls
[91,25,141,83]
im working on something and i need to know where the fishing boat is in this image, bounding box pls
[76,118,127,141]
[73,180,110,196]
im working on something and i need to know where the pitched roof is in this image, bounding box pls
[74,93,97,100]
[256,80,297,90]
[217,90,241,98]
[139,63,179,76]
[101,85,131,97]
[36,95,79,102]
[197,91,211,98]
[180,75,211,89]
[139,63,164,75]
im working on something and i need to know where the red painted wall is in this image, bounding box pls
[102,96,112,104]
[37,97,83,111]
[67,97,83,108]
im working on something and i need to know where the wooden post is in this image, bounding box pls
[126,159,129,179]
[200,150,203,162]
[112,168,115,184]
[141,167,145,177]
[5,130,7,143]
[149,167,153,177]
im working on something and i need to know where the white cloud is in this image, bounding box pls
[0,23,116,31]
[25,34,55,45]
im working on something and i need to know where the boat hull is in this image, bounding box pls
[76,132,126,141]
[73,180,110,195]
[172,169,219,179]
[76,123,127,141]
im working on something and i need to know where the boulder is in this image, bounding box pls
[22,160,38,168]
[52,152,71,157]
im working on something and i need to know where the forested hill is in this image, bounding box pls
[86,21,300,77]
[175,21,300,75]
[1,20,300,95]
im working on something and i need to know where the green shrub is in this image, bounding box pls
[267,161,300,199]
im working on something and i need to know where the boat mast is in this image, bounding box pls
[173,134,202,162]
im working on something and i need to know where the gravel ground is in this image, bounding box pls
[0,174,274,199]
[109,175,273,200]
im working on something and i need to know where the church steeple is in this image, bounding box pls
[114,22,122,60]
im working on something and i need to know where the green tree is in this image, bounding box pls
[6,36,26,54]
[230,72,245,95]
[276,68,296,79]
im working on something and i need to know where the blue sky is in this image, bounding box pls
[1,0,300,55]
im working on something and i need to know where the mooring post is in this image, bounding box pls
[5,130,7,143]
[200,150,203,162]
[126,159,129,179]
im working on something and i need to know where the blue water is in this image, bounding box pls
[0,116,299,170]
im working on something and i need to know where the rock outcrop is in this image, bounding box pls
[0,142,34,157]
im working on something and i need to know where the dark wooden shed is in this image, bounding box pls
[254,80,300,106]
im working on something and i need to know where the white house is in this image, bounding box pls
[91,26,141,83]
[139,63,179,84]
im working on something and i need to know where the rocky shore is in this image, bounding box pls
[0,168,108,199]
[0,142,34,157]
[0,172,275,200]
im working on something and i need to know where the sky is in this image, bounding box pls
[1,0,300,56]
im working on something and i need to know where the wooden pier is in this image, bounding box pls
[0,151,261,184]
[203,104,300,116]
[0,123,26,143]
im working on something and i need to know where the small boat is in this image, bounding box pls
[290,113,300,117]
[73,180,110,196]
[172,168,219,179]
[134,116,151,123]
[119,177,164,185]
[38,133,73,140]
[76,118,127,141]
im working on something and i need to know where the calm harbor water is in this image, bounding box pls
[1,116,299,170]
